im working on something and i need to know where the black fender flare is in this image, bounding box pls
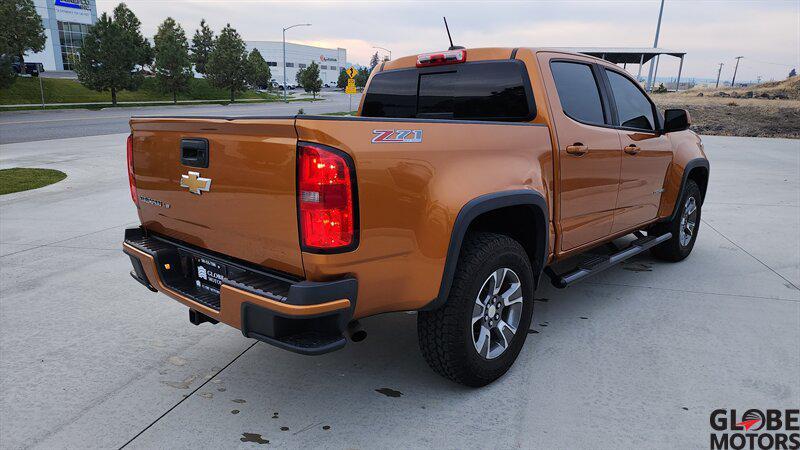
[665,158,710,222]
[422,190,549,311]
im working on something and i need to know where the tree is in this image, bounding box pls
[298,61,322,99]
[191,19,214,75]
[0,56,14,89]
[154,17,191,103]
[369,52,380,71]
[245,48,270,88]
[295,66,305,85]
[354,65,369,88]
[789,68,797,78]
[0,0,46,79]
[205,24,248,102]
[337,68,348,88]
[111,2,153,65]
[75,3,152,105]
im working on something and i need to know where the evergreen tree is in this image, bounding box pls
[0,56,14,89]
[245,48,270,88]
[298,61,322,99]
[0,0,46,81]
[205,24,248,102]
[369,52,380,71]
[75,3,152,105]
[337,68,348,88]
[154,17,192,103]
[354,65,369,88]
[191,19,214,75]
[112,3,153,64]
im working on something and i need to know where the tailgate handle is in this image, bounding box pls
[180,138,209,168]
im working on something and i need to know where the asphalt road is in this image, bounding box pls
[0,91,360,144]
[0,133,798,449]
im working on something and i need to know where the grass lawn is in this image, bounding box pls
[0,168,67,195]
[0,77,282,105]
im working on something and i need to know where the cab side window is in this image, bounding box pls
[550,61,605,125]
[605,70,656,131]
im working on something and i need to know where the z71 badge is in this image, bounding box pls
[371,129,423,143]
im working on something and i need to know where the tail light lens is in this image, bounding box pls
[297,143,357,251]
[126,134,138,206]
[416,49,466,67]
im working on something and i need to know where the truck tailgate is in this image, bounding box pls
[129,117,303,277]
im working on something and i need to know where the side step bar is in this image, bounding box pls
[546,232,672,289]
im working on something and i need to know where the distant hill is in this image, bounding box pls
[678,76,800,100]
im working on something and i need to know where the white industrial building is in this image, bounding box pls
[25,0,98,71]
[245,41,346,86]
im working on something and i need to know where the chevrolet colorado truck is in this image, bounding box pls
[123,47,709,386]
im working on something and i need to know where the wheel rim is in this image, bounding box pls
[471,268,524,360]
[679,196,698,247]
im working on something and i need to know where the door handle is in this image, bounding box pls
[624,144,641,155]
[181,138,209,168]
[566,144,589,156]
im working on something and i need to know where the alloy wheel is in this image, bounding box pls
[471,268,524,359]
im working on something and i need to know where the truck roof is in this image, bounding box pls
[380,47,608,72]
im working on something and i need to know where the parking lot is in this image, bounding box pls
[0,127,798,448]
[0,90,357,145]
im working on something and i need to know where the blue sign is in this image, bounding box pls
[55,0,85,10]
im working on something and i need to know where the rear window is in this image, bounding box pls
[361,60,534,121]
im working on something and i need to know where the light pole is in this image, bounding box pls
[283,23,311,103]
[373,46,391,61]
[645,0,665,92]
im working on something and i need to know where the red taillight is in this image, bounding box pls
[297,143,356,251]
[126,134,138,206]
[416,49,467,67]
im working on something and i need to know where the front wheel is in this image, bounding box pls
[651,179,702,261]
[417,233,535,387]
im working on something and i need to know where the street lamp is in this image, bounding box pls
[645,0,665,92]
[373,46,391,61]
[283,23,311,103]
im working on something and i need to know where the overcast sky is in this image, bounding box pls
[96,0,799,82]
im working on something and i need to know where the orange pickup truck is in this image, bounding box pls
[123,47,708,386]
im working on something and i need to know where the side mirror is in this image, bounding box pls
[663,108,691,133]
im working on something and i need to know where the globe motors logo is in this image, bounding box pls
[710,409,799,449]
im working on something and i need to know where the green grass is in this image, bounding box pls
[0,77,283,105]
[0,168,67,195]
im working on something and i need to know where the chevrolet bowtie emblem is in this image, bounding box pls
[180,171,212,195]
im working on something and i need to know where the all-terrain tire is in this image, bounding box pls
[651,179,702,261]
[417,232,535,387]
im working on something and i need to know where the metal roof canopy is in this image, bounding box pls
[564,47,685,64]
[561,47,687,92]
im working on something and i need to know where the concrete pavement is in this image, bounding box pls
[0,134,798,449]
[0,91,360,144]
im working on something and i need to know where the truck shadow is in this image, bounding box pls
[204,264,649,447]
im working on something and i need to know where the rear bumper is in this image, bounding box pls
[123,227,357,355]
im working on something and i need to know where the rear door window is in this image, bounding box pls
[550,61,605,125]
[605,69,656,130]
[362,61,534,121]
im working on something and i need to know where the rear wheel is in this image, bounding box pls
[651,179,702,261]
[417,232,535,387]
